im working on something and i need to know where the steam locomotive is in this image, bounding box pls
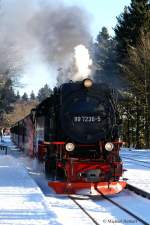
[11,79,126,194]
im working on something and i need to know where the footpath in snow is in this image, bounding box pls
[0,154,60,225]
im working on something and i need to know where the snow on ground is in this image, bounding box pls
[121,148,150,193]
[0,155,58,225]
[57,194,145,225]
[0,137,95,225]
[121,147,150,163]
[109,189,150,224]
[0,136,150,225]
[46,196,95,225]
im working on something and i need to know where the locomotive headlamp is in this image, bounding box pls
[83,79,93,88]
[105,142,114,151]
[65,143,75,152]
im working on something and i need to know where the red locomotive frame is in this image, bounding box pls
[43,141,126,194]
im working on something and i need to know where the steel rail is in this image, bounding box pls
[122,156,150,168]
[69,195,100,225]
[94,187,149,225]
[126,184,150,199]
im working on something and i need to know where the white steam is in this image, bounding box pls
[57,44,93,84]
[73,44,92,81]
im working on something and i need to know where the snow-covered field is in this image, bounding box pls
[0,136,150,225]
[121,148,150,193]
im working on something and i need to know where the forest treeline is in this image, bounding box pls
[92,0,150,149]
[0,0,150,148]
[0,83,52,128]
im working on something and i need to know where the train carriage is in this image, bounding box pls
[11,114,35,157]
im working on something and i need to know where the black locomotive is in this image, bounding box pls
[11,79,126,194]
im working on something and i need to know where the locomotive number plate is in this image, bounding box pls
[73,116,101,123]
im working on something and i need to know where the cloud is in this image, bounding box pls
[0,0,91,87]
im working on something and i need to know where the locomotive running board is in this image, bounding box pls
[48,181,126,195]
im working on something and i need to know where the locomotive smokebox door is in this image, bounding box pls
[60,81,116,143]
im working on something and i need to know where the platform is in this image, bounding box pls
[0,155,57,225]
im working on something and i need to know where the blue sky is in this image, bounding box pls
[64,0,131,38]
[18,0,131,95]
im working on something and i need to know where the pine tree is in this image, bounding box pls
[120,32,150,148]
[115,0,150,59]
[37,84,52,102]
[30,91,36,100]
[0,79,16,112]
[0,77,16,124]
[93,27,119,86]
[115,0,150,148]
[94,27,110,69]
[22,92,28,101]
[16,91,20,101]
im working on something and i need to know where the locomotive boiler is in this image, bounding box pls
[11,79,126,195]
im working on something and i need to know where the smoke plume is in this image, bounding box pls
[0,0,91,89]
[57,44,93,84]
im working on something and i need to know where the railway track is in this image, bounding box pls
[40,176,150,225]
[127,183,150,199]
[18,145,149,225]
[69,195,100,225]
[68,185,150,225]
[122,156,150,168]
[95,188,149,225]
